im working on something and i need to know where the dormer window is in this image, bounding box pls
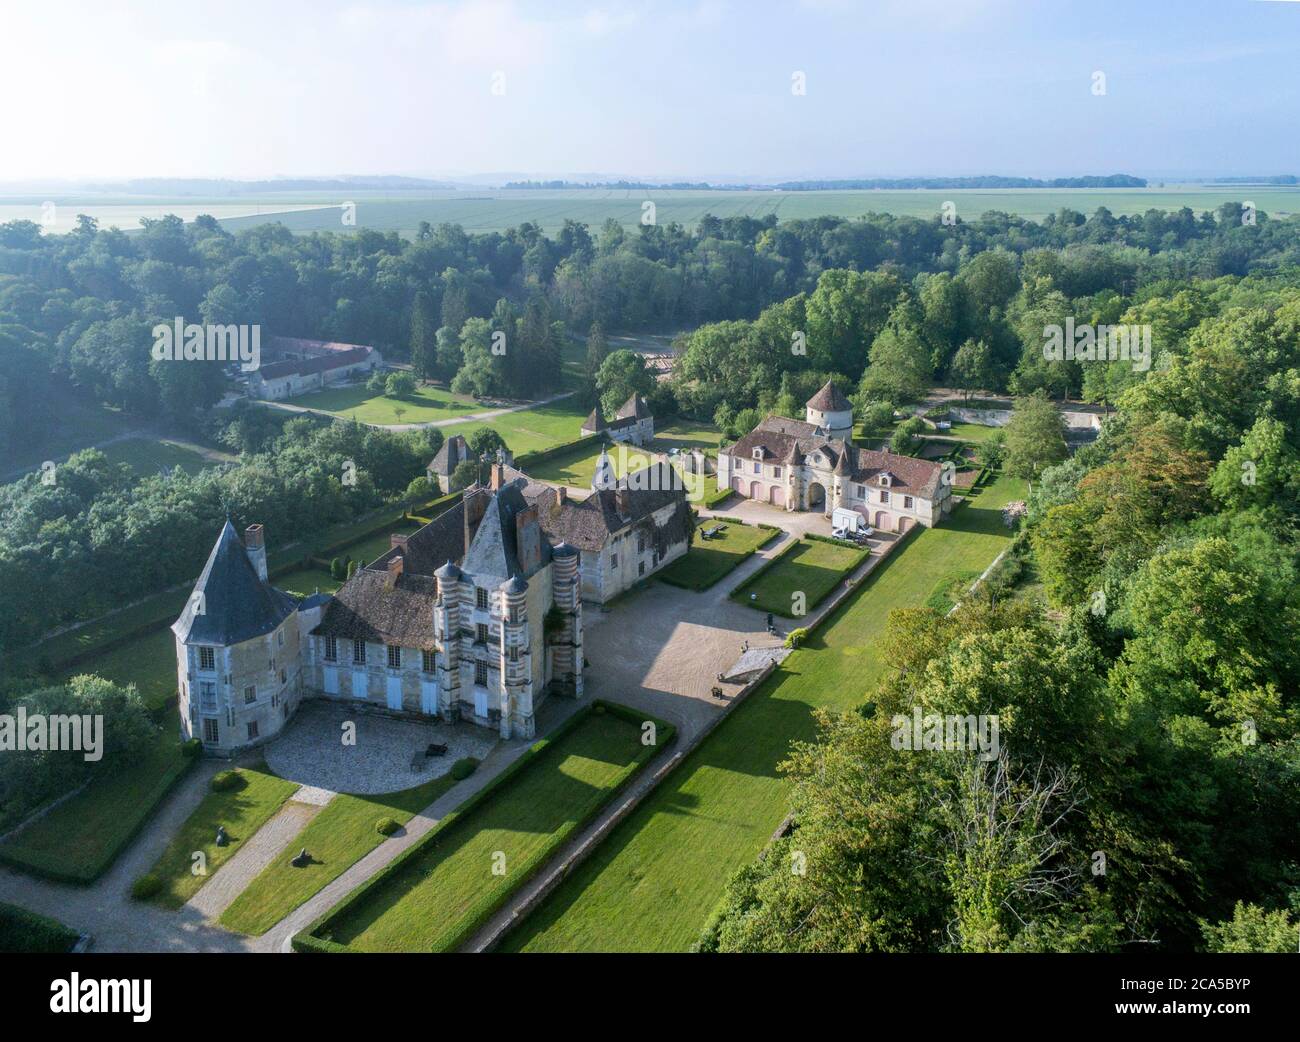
[752,448,763,460]
[879,474,891,487]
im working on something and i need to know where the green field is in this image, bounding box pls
[219,771,464,936]
[442,397,588,458]
[732,538,868,618]
[0,719,191,883]
[199,186,1300,236]
[527,419,724,488]
[3,398,138,478]
[140,763,299,909]
[60,626,178,713]
[96,436,214,477]
[308,706,665,952]
[501,472,1026,952]
[282,383,485,425]
[658,519,781,591]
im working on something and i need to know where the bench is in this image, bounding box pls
[701,524,725,539]
[426,742,449,757]
[409,750,424,771]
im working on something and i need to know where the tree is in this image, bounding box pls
[467,427,508,461]
[585,321,609,390]
[1004,391,1067,478]
[890,416,925,454]
[859,310,933,404]
[949,339,995,400]
[449,458,480,492]
[1202,903,1299,953]
[409,290,437,380]
[596,349,654,418]
[385,371,416,398]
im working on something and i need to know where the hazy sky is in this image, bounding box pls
[4,0,1299,182]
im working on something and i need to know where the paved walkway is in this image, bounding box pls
[249,389,575,432]
[186,795,325,920]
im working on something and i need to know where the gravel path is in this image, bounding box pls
[185,796,325,920]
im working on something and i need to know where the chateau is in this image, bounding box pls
[717,381,953,532]
[173,467,584,755]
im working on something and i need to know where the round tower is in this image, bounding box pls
[498,575,532,739]
[805,379,854,442]
[433,560,465,723]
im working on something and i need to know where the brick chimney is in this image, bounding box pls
[615,487,631,518]
[557,486,567,505]
[490,462,503,491]
[390,533,410,550]
[244,524,268,581]
[515,506,542,574]
[387,555,404,582]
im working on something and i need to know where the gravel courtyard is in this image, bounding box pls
[264,701,498,795]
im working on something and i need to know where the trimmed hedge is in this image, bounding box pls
[515,434,604,470]
[293,699,675,953]
[727,536,802,597]
[0,902,80,953]
[806,532,866,550]
[450,757,478,781]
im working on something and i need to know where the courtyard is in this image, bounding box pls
[264,701,498,796]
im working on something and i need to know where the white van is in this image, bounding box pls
[831,507,872,541]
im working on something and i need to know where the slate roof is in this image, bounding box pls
[462,480,551,581]
[369,490,486,577]
[581,403,607,432]
[429,434,471,478]
[726,416,944,499]
[311,569,440,650]
[806,379,851,412]
[526,463,692,553]
[173,521,298,646]
[254,347,373,381]
[615,393,652,421]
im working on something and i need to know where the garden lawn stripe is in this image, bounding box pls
[500,473,1026,952]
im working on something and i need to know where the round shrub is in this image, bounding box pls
[375,817,401,837]
[181,737,203,759]
[131,873,162,900]
[450,757,479,781]
[211,769,245,793]
[784,627,809,650]
[593,704,606,715]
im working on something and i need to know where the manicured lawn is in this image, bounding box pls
[942,422,1003,444]
[657,519,780,591]
[442,398,588,458]
[219,772,463,936]
[141,763,299,909]
[309,706,665,952]
[61,627,179,713]
[732,538,868,618]
[528,419,723,489]
[0,718,192,884]
[924,570,981,613]
[98,437,213,477]
[5,397,136,475]
[500,472,1027,952]
[285,383,484,424]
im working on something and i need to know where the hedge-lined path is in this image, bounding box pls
[250,389,575,432]
[185,794,327,920]
[0,754,252,952]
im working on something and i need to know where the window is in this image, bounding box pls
[879,474,891,487]
[277,630,284,647]
[244,685,256,705]
[880,490,890,504]
[638,561,646,576]
[903,495,914,509]
[854,484,866,499]
[199,646,215,671]
[476,587,488,611]
[324,635,338,662]
[422,649,435,673]
[637,533,646,553]
[203,718,219,743]
[352,639,366,664]
[610,553,618,568]
[752,448,762,460]
[246,721,259,741]
[752,461,760,474]
[476,623,488,644]
[475,661,488,687]
[387,645,401,669]
[199,681,217,711]
[279,667,287,685]
[773,466,781,479]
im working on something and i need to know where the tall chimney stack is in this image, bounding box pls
[244,524,268,581]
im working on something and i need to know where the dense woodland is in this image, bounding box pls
[704,272,1300,952]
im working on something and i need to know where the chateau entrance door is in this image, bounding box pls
[386,676,403,711]
[807,482,826,511]
[420,679,438,715]
[323,668,339,696]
